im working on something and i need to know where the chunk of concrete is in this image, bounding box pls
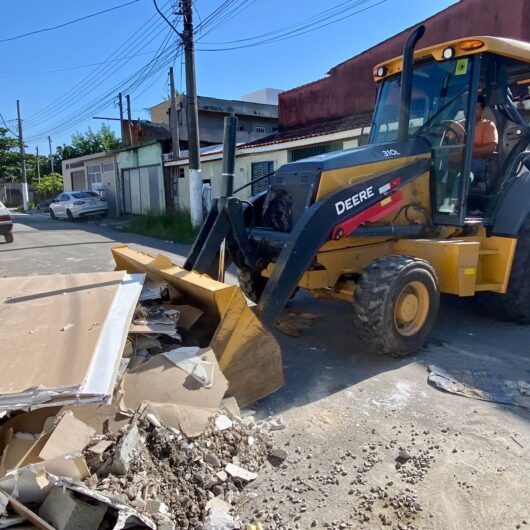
[203,450,221,469]
[224,463,257,482]
[204,509,240,530]
[215,415,233,431]
[206,496,231,514]
[216,470,228,482]
[145,499,169,516]
[269,448,288,460]
[38,487,107,530]
[109,424,144,476]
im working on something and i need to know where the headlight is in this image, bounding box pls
[442,46,455,60]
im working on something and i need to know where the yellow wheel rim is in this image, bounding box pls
[394,281,429,337]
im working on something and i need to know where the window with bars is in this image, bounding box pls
[251,161,273,196]
[255,126,267,133]
[289,142,343,162]
[87,164,102,191]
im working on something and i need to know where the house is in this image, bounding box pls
[62,152,121,216]
[150,93,280,150]
[61,140,168,217]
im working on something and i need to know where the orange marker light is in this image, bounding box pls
[459,40,484,51]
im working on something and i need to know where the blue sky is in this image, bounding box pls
[0,0,457,154]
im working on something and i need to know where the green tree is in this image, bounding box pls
[0,127,20,182]
[57,124,120,161]
[35,173,63,193]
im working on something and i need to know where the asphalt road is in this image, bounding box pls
[2,213,529,529]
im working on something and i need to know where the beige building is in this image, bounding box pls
[150,94,279,149]
[62,151,120,216]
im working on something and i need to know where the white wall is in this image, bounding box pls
[176,149,289,210]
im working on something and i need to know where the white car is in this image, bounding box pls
[49,191,108,220]
[0,201,13,243]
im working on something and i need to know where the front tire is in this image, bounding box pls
[352,255,439,357]
[237,268,268,303]
[50,209,56,219]
[4,232,13,244]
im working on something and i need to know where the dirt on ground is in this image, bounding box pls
[237,357,530,530]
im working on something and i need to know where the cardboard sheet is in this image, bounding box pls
[119,349,227,437]
[0,411,94,480]
[0,272,144,410]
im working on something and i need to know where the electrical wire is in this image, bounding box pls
[197,0,387,51]
[24,0,173,125]
[0,49,169,79]
[0,0,140,44]
[24,0,256,143]
[26,31,178,141]
[152,0,181,35]
[0,112,18,137]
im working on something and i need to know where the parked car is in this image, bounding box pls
[0,201,13,243]
[49,191,108,220]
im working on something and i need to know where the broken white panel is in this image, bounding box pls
[0,272,144,411]
[162,347,214,388]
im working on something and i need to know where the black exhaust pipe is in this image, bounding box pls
[398,25,425,143]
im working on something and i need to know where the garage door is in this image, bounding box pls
[122,165,165,215]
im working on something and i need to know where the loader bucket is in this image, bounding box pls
[112,245,283,407]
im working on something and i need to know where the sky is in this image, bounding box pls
[0,0,457,155]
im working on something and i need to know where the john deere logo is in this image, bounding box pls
[335,186,375,215]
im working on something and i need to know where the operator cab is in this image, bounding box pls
[370,39,530,226]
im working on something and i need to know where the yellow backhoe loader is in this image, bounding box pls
[183,27,530,358]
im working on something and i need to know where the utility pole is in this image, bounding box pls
[118,92,124,144]
[36,146,41,185]
[16,100,29,211]
[126,94,132,145]
[48,136,54,173]
[169,66,180,158]
[182,0,203,227]
[48,136,55,192]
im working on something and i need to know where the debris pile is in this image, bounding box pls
[0,251,283,529]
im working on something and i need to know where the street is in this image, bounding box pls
[2,213,530,529]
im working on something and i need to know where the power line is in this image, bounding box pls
[24,1,173,126]
[0,112,18,137]
[0,0,140,44]
[197,0,387,51]
[24,0,251,143]
[0,49,167,79]
[152,0,181,35]
[26,33,178,142]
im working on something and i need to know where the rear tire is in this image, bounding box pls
[66,209,74,221]
[479,213,530,322]
[237,268,268,303]
[352,255,439,357]
[4,232,13,244]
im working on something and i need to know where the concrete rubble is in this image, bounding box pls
[0,270,282,529]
